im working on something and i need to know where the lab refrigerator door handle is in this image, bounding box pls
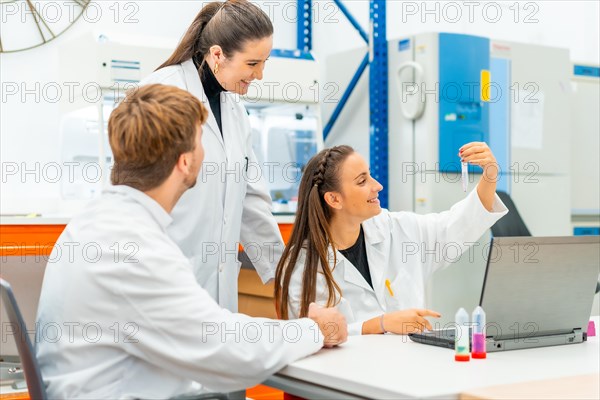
[396,61,426,120]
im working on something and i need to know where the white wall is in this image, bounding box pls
[1,0,598,214]
[310,0,599,61]
[314,0,599,150]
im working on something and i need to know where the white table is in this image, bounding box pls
[265,319,599,399]
[0,214,296,225]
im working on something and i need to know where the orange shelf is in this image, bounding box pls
[0,392,29,400]
[278,223,293,245]
[247,384,284,400]
[0,223,294,256]
[0,225,66,256]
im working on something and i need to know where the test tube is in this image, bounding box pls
[455,308,470,362]
[471,306,487,359]
[461,162,468,192]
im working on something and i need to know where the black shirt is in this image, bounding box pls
[339,226,373,289]
[198,60,225,136]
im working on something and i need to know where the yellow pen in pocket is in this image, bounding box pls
[385,279,394,297]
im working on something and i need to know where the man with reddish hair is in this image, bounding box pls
[35,84,347,399]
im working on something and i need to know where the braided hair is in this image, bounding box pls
[275,145,354,319]
[312,148,332,188]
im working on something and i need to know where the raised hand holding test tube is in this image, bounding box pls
[458,142,499,212]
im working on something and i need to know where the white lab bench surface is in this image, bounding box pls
[265,317,600,399]
[1,214,295,225]
[0,216,71,225]
[272,213,296,224]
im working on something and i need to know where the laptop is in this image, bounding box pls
[409,236,600,352]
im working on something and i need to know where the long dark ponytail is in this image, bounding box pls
[158,0,273,70]
[275,145,355,319]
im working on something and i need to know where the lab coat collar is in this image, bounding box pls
[363,217,386,245]
[181,59,225,150]
[333,220,388,295]
[104,185,173,230]
[331,245,374,294]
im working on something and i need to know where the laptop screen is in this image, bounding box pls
[480,236,599,340]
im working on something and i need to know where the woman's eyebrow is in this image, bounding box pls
[354,172,368,181]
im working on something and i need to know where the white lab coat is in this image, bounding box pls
[140,60,283,312]
[36,185,323,399]
[286,189,508,335]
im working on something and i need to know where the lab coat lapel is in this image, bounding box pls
[363,222,388,308]
[181,60,224,151]
[338,248,374,293]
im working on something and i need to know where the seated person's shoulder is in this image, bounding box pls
[140,65,186,88]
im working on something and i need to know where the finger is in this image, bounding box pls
[459,142,480,152]
[462,158,496,168]
[422,318,433,331]
[460,146,489,159]
[461,156,488,164]
[417,309,442,318]
[461,151,495,162]
[323,320,347,346]
[415,317,431,331]
[328,332,347,346]
[413,319,426,332]
[324,335,343,347]
[403,322,422,334]
[459,142,487,154]
[324,336,338,345]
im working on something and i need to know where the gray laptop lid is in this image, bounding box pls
[481,236,600,341]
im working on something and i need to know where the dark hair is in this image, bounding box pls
[158,0,273,69]
[109,84,208,191]
[275,145,355,319]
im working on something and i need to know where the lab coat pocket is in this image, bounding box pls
[387,267,424,311]
[383,272,406,312]
[240,155,251,196]
[384,289,402,312]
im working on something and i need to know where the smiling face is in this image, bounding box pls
[326,152,384,223]
[210,36,273,95]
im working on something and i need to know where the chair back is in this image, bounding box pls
[0,278,47,400]
[491,191,532,237]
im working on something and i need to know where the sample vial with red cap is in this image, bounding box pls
[472,306,487,359]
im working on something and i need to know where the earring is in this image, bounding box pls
[213,63,219,74]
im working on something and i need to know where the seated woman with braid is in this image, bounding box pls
[275,144,508,335]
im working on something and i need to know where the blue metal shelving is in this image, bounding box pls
[298,0,389,207]
[368,0,388,208]
[297,0,312,51]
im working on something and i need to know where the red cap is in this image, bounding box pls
[587,320,596,337]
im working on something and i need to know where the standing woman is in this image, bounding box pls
[141,0,281,311]
[275,144,509,335]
